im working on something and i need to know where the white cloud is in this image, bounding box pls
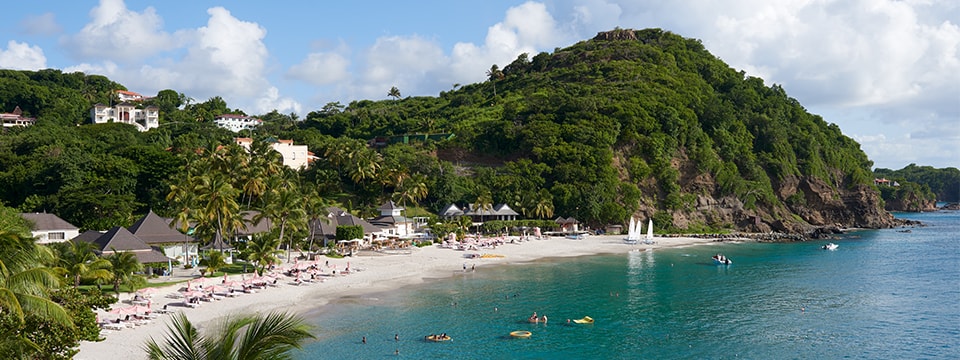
[19,13,62,36]
[449,1,567,85]
[61,0,175,63]
[0,41,47,70]
[256,86,301,115]
[355,35,448,99]
[287,52,350,86]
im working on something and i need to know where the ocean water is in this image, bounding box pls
[294,211,959,359]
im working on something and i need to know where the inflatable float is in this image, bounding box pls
[424,334,452,342]
[573,316,594,324]
[510,330,532,338]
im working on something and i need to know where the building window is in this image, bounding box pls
[48,232,65,241]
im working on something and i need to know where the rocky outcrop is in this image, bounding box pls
[656,161,898,236]
[884,196,938,212]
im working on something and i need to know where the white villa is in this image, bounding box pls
[215,114,262,133]
[90,102,159,131]
[20,213,80,244]
[1,106,36,128]
[234,137,315,170]
[116,90,145,102]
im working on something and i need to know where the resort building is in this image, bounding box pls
[116,90,145,102]
[90,102,159,131]
[438,203,521,223]
[215,114,262,133]
[20,212,80,244]
[128,210,198,264]
[1,106,36,128]
[368,201,413,238]
[307,207,382,247]
[234,137,316,170]
[87,226,172,265]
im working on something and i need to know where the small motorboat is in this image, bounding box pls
[712,254,732,265]
[572,316,594,324]
[424,334,452,342]
[510,330,532,338]
[822,243,839,250]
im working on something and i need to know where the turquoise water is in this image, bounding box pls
[295,211,959,359]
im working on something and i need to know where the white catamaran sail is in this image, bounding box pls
[624,217,641,243]
[643,219,654,243]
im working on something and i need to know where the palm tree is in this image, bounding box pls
[53,240,113,289]
[472,190,494,226]
[256,174,307,263]
[302,186,333,252]
[486,64,504,97]
[144,311,314,360]
[533,189,555,219]
[244,234,283,276]
[0,230,72,326]
[388,86,401,100]
[200,250,227,278]
[107,251,144,294]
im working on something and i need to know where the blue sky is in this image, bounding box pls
[2,0,958,169]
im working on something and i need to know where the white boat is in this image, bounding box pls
[822,243,839,250]
[712,254,732,265]
[624,217,641,244]
[644,219,654,244]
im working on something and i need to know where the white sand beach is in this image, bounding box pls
[76,234,725,359]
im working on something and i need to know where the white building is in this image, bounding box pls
[116,90,145,102]
[215,114,262,133]
[20,213,80,244]
[1,106,36,128]
[90,102,159,131]
[234,137,315,170]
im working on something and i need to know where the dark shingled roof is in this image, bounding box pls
[238,211,272,235]
[20,213,78,231]
[93,226,172,264]
[307,207,380,240]
[72,230,104,243]
[94,226,152,252]
[129,210,193,244]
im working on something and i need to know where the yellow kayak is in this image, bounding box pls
[573,316,594,324]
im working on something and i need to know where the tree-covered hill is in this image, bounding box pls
[306,28,894,234]
[0,28,904,236]
[874,164,960,211]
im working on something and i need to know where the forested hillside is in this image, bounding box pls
[0,28,902,236]
[874,164,960,211]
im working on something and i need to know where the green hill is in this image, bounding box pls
[306,28,894,234]
[0,28,902,236]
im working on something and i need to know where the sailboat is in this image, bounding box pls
[642,219,654,244]
[624,217,641,244]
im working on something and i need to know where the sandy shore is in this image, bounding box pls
[76,234,724,359]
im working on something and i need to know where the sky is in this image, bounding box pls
[1,0,957,170]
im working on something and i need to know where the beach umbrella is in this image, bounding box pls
[108,306,138,315]
[137,288,159,297]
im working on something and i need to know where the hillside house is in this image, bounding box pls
[20,213,80,244]
[90,102,159,131]
[234,137,316,170]
[215,114,262,133]
[1,106,36,128]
